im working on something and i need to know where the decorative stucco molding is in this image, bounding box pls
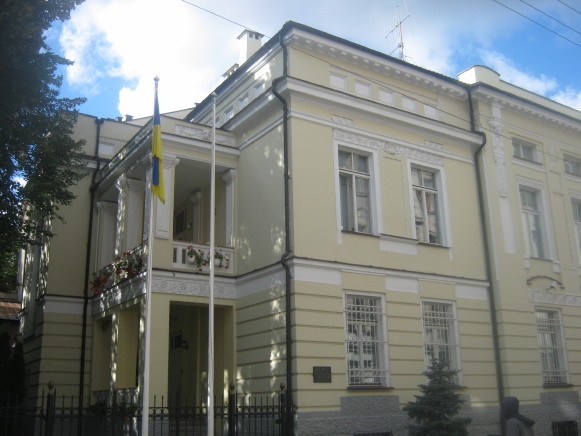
[528,290,581,307]
[334,129,443,166]
[175,125,235,146]
[331,115,353,126]
[153,277,236,299]
[424,140,443,151]
[92,277,146,315]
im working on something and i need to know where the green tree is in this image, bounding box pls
[0,0,86,292]
[403,359,472,436]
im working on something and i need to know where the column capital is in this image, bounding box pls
[222,168,236,184]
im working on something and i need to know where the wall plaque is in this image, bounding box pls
[313,366,332,383]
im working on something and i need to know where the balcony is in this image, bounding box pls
[92,244,146,296]
[172,241,234,274]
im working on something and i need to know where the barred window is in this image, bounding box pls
[422,301,460,376]
[345,295,388,386]
[536,309,568,384]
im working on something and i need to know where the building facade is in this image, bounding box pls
[19,22,581,435]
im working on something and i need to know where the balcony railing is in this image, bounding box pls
[173,241,234,273]
[92,244,146,296]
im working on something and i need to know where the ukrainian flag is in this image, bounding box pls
[152,77,164,204]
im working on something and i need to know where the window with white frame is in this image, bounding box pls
[512,138,539,163]
[173,208,187,240]
[339,149,372,233]
[564,154,581,177]
[572,200,581,263]
[536,309,568,384]
[422,301,460,375]
[519,186,547,258]
[345,294,388,386]
[412,166,441,244]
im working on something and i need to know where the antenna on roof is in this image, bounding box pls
[385,4,412,61]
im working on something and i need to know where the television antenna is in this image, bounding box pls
[386,4,412,61]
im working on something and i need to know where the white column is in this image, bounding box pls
[155,156,180,239]
[125,178,145,250]
[115,175,128,257]
[222,169,236,247]
[189,191,202,243]
[96,201,117,270]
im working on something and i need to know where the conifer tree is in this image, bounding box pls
[0,0,86,292]
[403,359,471,436]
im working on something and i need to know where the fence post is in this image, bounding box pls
[112,390,118,436]
[279,383,286,436]
[228,383,236,436]
[175,389,181,436]
[44,382,55,436]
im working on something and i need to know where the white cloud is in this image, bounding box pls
[552,88,581,112]
[60,0,240,117]
[481,51,558,95]
[58,0,581,117]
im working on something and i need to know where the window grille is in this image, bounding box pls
[345,295,387,386]
[422,301,459,375]
[552,420,578,436]
[536,310,568,384]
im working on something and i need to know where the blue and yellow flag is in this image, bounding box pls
[151,77,164,204]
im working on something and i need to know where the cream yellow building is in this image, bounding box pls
[20,22,581,435]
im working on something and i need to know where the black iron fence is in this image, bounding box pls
[0,385,294,436]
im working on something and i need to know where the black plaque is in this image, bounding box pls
[312,366,332,383]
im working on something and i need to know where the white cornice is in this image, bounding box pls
[281,78,482,149]
[472,87,581,133]
[287,30,467,100]
[289,257,488,288]
[165,132,240,158]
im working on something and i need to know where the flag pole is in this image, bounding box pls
[207,92,217,436]
[141,169,154,436]
[142,76,163,436]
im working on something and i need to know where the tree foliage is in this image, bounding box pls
[403,359,472,436]
[0,0,86,292]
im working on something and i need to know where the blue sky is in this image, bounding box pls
[45,0,581,119]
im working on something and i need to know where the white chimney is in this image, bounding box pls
[238,29,264,65]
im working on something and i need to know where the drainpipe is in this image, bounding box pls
[468,89,505,416]
[271,32,294,434]
[78,117,104,430]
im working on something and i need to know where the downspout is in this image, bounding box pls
[78,117,104,427]
[468,89,505,410]
[271,33,294,433]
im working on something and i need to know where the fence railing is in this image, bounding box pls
[0,385,293,436]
